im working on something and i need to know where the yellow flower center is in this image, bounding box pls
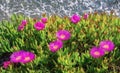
[53,45,58,50]
[60,34,65,39]
[103,44,109,49]
[24,57,30,61]
[94,51,100,56]
[16,56,21,61]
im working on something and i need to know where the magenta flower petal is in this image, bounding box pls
[99,40,115,52]
[3,61,11,69]
[41,18,47,23]
[34,21,45,30]
[21,52,35,64]
[83,13,89,19]
[18,24,24,31]
[70,14,80,24]
[49,40,63,52]
[90,47,105,58]
[10,50,25,63]
[56,30,71,41]
[21,20,27,26]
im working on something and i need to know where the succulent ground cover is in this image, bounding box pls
[0,12,120,73]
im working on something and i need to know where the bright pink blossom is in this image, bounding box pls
[49,40,63,52]
[10,50,25,63]
[56,30,71,41]
[83,13,89,19]
[18,24,24,31]
[41,18,47,23]
[34,21,45,30]
[21,20,27,26]
[90,47,105,58]
[21,52,35,64]
[99,40,115,52]
[10,50,35,64]
[3,61,11,69]
[70,14,80,24]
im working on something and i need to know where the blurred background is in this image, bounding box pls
[0,0,120,21]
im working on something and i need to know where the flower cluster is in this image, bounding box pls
[49,30,71,52]
[90,40,115,58]
[18,18,47,31]
[10,50,35,64]
[18,20,27,31]
[34,17,47,31]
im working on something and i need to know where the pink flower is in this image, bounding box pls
[56,30,71,41]
[70,14,80,24]
[18,24,24,31]
[21,52,35,64]
[41,18,47,23]
[10,50,25,63]
[90,47,105,58]
[49,40,63,52]
[3,61,11,69]
[34,21,45,30]
[83,13,89,19]
[99,40,115,52]
[21,20,27,26]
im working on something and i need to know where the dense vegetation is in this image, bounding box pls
[0,12,120,73]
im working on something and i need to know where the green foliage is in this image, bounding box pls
[0,12,120,73]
